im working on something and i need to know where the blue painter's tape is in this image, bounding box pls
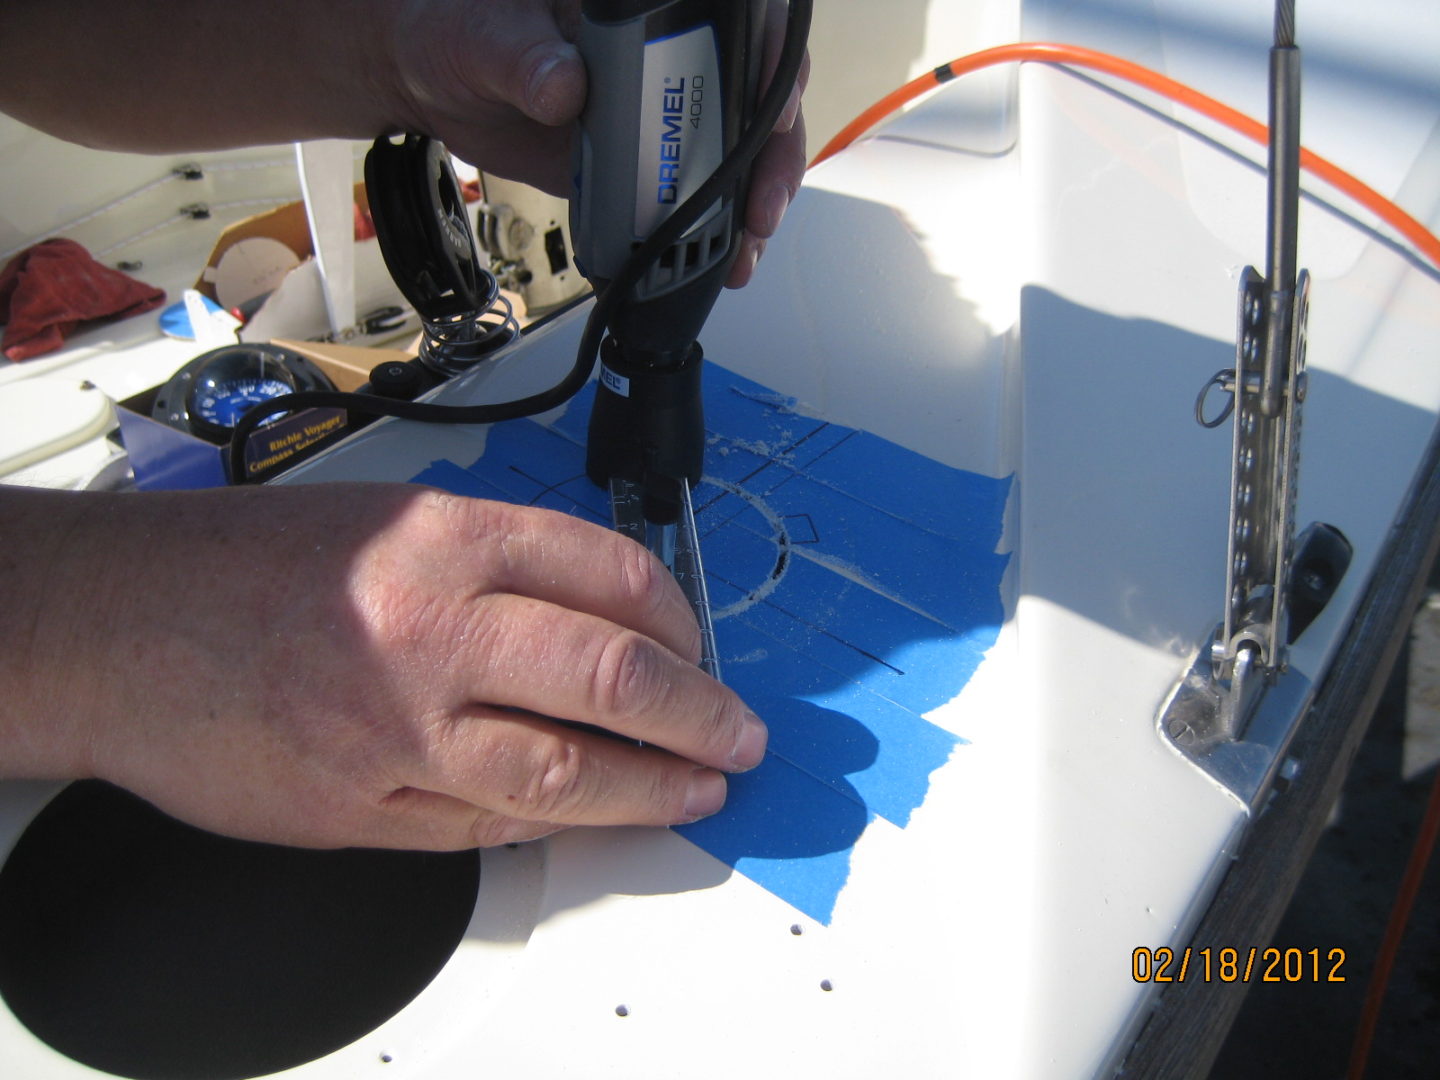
[546,382,597,445]
[736,468,1009,635]
[410,459,505,501]
[714,618,958,830]
[676,755,871,926]
[800,429,1011,546]
[409,365,1011,924]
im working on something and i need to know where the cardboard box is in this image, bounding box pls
[194,183,365,301]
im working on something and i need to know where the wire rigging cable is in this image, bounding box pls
[818,31,1439,1079]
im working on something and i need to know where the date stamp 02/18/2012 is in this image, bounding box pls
[1132,946,1348,984]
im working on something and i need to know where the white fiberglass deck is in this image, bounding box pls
[2,0,1437,1076]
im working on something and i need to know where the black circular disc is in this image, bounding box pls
[0,781,479,1080]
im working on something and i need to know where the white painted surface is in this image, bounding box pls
[281,4,1440,1072]
[296,139,360,335]
[2,0,1439,1076]
[0,379,114,476]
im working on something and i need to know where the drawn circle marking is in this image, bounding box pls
[701,476,791,621]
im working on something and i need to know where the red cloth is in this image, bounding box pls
[0,238,166,361]
[353,200,376,242]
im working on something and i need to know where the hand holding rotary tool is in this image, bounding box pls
[569,0,812,679]
[0,0,808,852]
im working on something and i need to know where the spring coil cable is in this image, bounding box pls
[416,272,520,378]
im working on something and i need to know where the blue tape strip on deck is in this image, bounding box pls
[410,367,1011,924]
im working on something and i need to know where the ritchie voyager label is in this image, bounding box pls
[635,24,723,236]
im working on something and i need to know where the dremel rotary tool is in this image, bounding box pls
[233,0,809,677]
[571,0,803,680]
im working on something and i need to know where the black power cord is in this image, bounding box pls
[227,0,812,485]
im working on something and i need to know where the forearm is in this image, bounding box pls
[0,488,110,779]
[0,0,409,151]
[0,483,761,849]
[0,485,338,783]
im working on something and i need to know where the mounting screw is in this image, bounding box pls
[615,1004,630,1017]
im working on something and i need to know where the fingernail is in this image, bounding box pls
[683,768,727,820]
[761,183,791,238]
[526,43,582,123]
[729,711,768,771]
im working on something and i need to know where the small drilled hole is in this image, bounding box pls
[820,979,833,992]
[615,1004,630,1017]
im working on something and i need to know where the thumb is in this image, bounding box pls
[403,1,586,128]
[508,38,585,126]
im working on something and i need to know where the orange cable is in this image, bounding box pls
[810,42,1440,273]
[1346,762,1440,1079]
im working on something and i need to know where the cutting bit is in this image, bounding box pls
[609,477,721,682]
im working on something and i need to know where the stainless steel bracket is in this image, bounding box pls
[1214,267,1310,682]
[1159,623,1313,810]
[1188,266,1310,742]
[1161,5,1328,806]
